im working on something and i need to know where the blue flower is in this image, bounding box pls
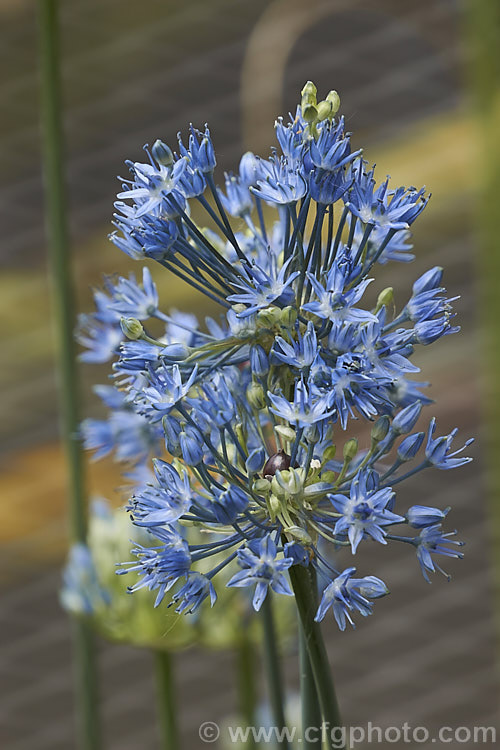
[107,267,159,320]
[211,486,249,525]
[120,527,191,607]
[251,155,308,205]
[269,380,334,428]
[346,159,428,230]
[178,125,216,174]
[77,315,122,363]
[330,471,404,553]
[309,118,360,172]
[219,173,253,217]
[272,321,319,370]
[138,363,198,421]
[129,460,194,527]
[227,535,294,611]
[117,152,188,218]
[171,572,217,614]
[61,544,110,616]
[315,567,388,629]
[302,257,376,325]
[414,524,464,582]
[425,418,473,469]
[227,257,299,317]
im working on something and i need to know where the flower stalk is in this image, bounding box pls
[261,594,290,750]
[154,651,179,750]
[236,634,258,750]
[38,2,100,749]
[290,564,343,750]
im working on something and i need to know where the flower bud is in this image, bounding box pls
[246,382,266,410]
[257,306,281,327]
[343,438,358,462]
[275,425,296,442]
[397,432,424,462]
[407,504,450,529]
[253,478,271,495]
[371,416,390,443]
[179,429,203,466]
[316,100,334,121]
[321,470,336,483]
[152,139,174,167]
[273,467,303,497]
[374,287,394,314]
[250,345,269,377]
[412,266,443,295]
[322,445,337,462]
[392,402,422,434]
[279,306,297,328]
[302,103,318,123]
[120,317,144,340]
[267,494,281,522]
[325,90,340,115]
[301,80,317,106]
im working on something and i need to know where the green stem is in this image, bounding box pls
[236,635,258,750]
[289,565,344,750]
[299,627,322,748]
[464,0,500,629]
[261,594,290,750]
[154,651,179,750]
[38,2,100,749]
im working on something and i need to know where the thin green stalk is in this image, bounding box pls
[38,2,100,749]
[236,635,258,750]
[464,0,500,633]
[154,651,179,750]
[299,627,322,748]
[261,594,290,750]
[289,565,344,750]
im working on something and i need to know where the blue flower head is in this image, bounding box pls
[77,81,471,633]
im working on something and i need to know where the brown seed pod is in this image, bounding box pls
[262,450,291,478]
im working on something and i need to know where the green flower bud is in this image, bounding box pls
[301,80,317,104]
[267,494,281,522]
[120,317,144,340]
[279,306,297,328]
[257,306,281,327]
[271,473,287,499]
[321,470,336,483]
[247,382,266,410]
[273,467,303,497]
[323,445,337,462]
[253,478,271,496]
[316,100,334,122]
[232,303,247,314]
[343,438,358,462]
[275,425,296,442]
[371,415,390,443]
[325,90,340,115]
[302,103,318,123]
[375,287,394,314]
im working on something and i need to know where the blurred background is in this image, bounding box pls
[1,0,499,748]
